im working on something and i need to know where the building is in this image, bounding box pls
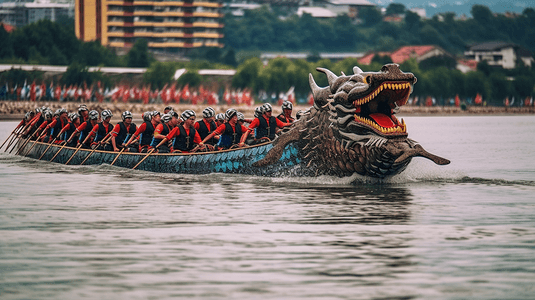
[297,6,336,18]
[358,45,449,65]
[0,1,73,28]
[75,0,224,52]
[324,0,374,19]
[464,42,533,69]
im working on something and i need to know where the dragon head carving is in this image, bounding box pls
[255,64,450,179]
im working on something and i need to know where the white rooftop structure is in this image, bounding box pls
[297,7,337,18]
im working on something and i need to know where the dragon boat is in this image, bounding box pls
[14,64,450,179]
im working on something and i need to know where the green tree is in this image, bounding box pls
[359,6,382,27]
[0,25,13,59]
[126,39,151,68]
[232,57,263,90]
[144,61,177,89]
[488,73,513,104]
[465,71,491,101]
[513,76,534,99]
[404,10,421,31]
[385,3,406,16]
[62,62,93,86]
[222,48,237,67]
[177,70,202,87]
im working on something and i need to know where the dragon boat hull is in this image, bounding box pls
[17,140,304,176]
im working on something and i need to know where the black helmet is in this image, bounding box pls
[169,110,179,118]
[161,113,172,123]
[262,103,272,112]
[254,106,263,118]
[69,112,80,122]
[215,113,225,122]
[101,109,113,119]
[78,104,88,113]
[282,101,293,110]
[181,110,196,120]
[202,107,215,118]
[122,111,133,121]
[88,110,99,120]
[225,108,237,121]
[237,112,245,122]
[152,110,161,117]
[142,111,152,122]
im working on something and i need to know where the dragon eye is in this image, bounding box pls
[364,75,371,84]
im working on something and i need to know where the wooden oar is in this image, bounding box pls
[49,142,68,162]
[65,133,93,165]
[38,127,68,160]
[0,124,22,151]
[79,134,112,165]
[5,124,30,153]
[132,148,156,170]
[22,130,48,156]
[37,138,58,160]
[110,147,126,166]
[15,127,45,155]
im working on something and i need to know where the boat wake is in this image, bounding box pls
[2,151,534,188]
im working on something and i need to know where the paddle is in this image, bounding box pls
[15,127,45,155]
[5,123,31,153]
[79,134,112,165]
[110,147,126,166]
[38,127,68,160]
[49,141,68,162]
[0,123,23,151]
[22,130,49,156]
[110,138,137,166]
[65,133,93,165]
[2,124,26,152]
[132,148,155,170]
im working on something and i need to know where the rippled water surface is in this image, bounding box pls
[1,116,534,299]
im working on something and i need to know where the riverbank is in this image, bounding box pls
[1,101,534,120]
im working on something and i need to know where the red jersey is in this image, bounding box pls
[247,115,289,131]
[166,126,202,144]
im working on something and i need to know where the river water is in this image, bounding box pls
[0,116,534,299]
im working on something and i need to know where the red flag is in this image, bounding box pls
[475,93,482,105]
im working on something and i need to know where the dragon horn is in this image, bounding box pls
[353,66,363,74]
[316,67,339,88]
[309,73,330,109]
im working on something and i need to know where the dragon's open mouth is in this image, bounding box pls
[352,81,412,135]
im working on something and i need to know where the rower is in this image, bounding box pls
[277,101,295,123]
[240,103,291,146]
[201,108,248,150]
[62,113,81,147]
[194,107,218,145]
[126,111,157,153]
[215,113,225,127]
[111,111,137,152]
[150,113,173,153]
[87,110,114,150]
[44,108,68,143]
[78,104,89,122]
[163,110,203,153]
[67,110,99,149]
[35,110,53,141]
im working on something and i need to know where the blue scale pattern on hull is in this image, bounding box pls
[18,140,302,177]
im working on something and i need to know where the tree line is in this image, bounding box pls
[224,4,535,55]
[1,4,534,106]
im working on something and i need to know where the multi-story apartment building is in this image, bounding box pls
[0,1,73,28]
[75,0,224,51]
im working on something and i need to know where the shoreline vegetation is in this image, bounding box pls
[0,101,533,121]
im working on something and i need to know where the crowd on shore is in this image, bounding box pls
[0,80,266,106]
[9,100,300,155]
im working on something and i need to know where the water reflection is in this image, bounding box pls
[279,185,413,226]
